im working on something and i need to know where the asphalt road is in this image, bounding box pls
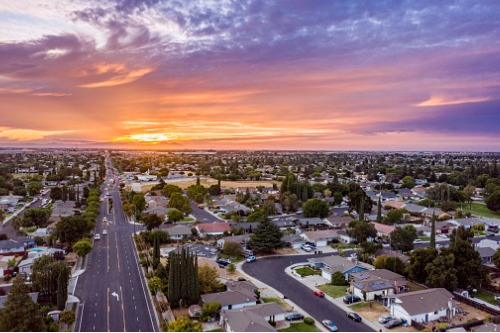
[242,254,374,332]
[189,199,223,222]
[75,156,158,332]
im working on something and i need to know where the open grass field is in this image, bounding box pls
[463,202,500,219]
[278,322,319,332]
[317,284,347,298]
[138,177,280,192]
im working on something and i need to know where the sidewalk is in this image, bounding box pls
[235,261,328,332]
[284,264,384,332]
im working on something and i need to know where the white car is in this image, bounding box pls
[94,234,101,240]
[301,245,313,252]
[413,239,423,244]
[102,230,108,235]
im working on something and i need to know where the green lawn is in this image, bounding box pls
[419,236,430,241]
[475,288,498,305]
[205,329,223,332]
[318,284,347,298]
[262,297,288,309]
[179,217,195,223]
[463,202,500,219]
[407,281,426,292]
[278,323,319,332]
[348,302,370,311]
[218,254,244,263]
[295,266,320,277]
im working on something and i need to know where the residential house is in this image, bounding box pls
[375,248,410,264]
[349,269,408,302]
[308,255,373,281]
[326,216,352,229]
[370,222,395,239]
[217,234,251,248]
[0,240,26,255]
[281,234,306,249]
[296,217,327,229]
[226,280,258,294]
[164,224,192,240]
[201,289,257,311]
[336,230,356,243]
[383,201,406,210]
[196,222,232,237]
[302,230,338,247]
[477,247,495,264]
[388,288,457,324]
[221,307,275,332]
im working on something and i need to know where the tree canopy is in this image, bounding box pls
[390,225,417,252]
[302,198,329,218]
[249,220,283,253]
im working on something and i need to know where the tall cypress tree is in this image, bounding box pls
[376,197,382,223]
[359,196,365,222]
[57,270,67,310]
[430,212,436,249]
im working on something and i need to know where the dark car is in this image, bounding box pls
[216,258,230,267]
[305,241,317,248]
[343,295,361,304]
[385,319,402,329]
[346,312,362,322]
[285,313,304,321]
[314,290,325,297]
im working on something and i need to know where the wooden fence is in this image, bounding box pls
[453,293,500,316]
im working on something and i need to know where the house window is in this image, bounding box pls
[434,311,438,315]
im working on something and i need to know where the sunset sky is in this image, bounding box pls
[0,1,499,151]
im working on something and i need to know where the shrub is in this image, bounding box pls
[331,271,349,286]
[304,317,315,325]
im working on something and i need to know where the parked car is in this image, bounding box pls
[102,230,108,235]
[487,233,496,237]
[413,239,423,244]
[343,295,361,304]
[346,312,362,322]
[246,255,256,263]
[313,290,325,297]
[217,259,230,267]
[378,315,393,324]
[322,320,338,332]
[305,241,316,248]
[301,244,313,252]
[438,233,449,238]
[385,319,402,329]
[285,313,304,321]
[94,234,101,240]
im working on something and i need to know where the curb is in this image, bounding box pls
[235,261,328,332]
[283,264,383,332]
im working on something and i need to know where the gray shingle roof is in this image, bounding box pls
[393,288,455,316]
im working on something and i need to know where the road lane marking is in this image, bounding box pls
[120,285,127,332]
[107,287,110,332]
[115,235,121,272]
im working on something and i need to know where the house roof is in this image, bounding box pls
[201,290,256,307]
[238,302,285,317]
[0,240,25,251]
[477,247,496,258]
[219,234,251,244]
[297,218,326,226]
[351,269,406,283]
[197,222,232,233]
[350,269,407,292]
[222,308,276,332]
[392,288,455,316]
[383,201,406,209]
[225,280,258,294]
[403,203,428,214]
[281,234,304,244]
[370,222,396,235]
[302,230,338,242]
[352,279,394,293]
[164,224,192,237]
[309,255,372,273]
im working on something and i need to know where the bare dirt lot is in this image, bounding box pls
[135,177,280,192]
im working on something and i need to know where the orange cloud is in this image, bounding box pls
[79,65,154,88]
[416,96,491,107]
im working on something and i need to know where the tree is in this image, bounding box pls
[161,184,183,197]
[148,277,163,294]
[73,240,92,261]
[390,225,417,252]
[198,264,224,294]
[464,184,476,210]
[493,248,500,269]
[486,190,500,212]
[262,200,278,216]
[407,247,438,284]
[27,181,43,196]
[331,271,349,286]
[376,197,382,223]
[333,192,343,206]
[227,263,236,274]
[54,215,93,246]
[132,194,146,218]
[382,209,406,225]
[0,277,45,332]
[444,226,487,289]
[347,188,373,214]
[169,193,192,214]
[302,198,329,218]
[21,207,51,228]
[50,186,63,201]
[222,241,243,257]
[202,301,221,318]
[167,316,202,332]
[246,209,267,223]
[347,220,377,244]
[429,213,436,249]
[373,255,406,276]
[31,255,70,306]
[425,254,458,291]
[59,310,76,328]
[57,267,68,310]
[167,209,184,223]
[167,249,199,308]
[141,213,163,231]
[402,176,415,189]
[249,221,283,253]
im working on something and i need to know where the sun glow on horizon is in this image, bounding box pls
[112,133,175,144]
